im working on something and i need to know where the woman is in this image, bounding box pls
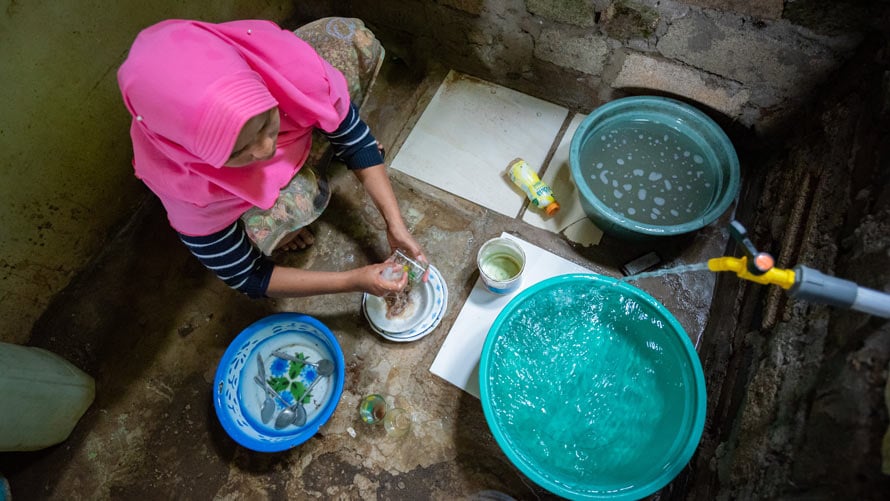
[117,18,425,299]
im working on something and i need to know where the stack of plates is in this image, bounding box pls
[362,265,448,342]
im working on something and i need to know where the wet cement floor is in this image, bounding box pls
[0,56,729,499]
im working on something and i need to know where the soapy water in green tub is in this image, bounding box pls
[578,116,722,226]
[482,277,703,498]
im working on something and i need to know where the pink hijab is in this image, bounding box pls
[118,19,350,235]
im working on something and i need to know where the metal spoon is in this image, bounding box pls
[274,377,321,429]
[253,376,288,423]
[255,354,275,423]
[272,350,335,377]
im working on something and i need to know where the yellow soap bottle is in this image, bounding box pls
[506,158,560,216]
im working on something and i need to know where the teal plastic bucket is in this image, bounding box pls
[569,96,739,239]
[479,274,706,500]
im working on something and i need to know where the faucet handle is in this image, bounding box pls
[728,220,774,275]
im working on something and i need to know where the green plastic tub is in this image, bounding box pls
[479,274,706,500]
[570,96,739,239]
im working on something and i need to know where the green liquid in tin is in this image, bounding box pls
[579,119,721,225]
[481,253,521,281]
[487,283,690,493]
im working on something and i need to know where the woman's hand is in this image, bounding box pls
[355,262,409,297]
[266,263,405,298]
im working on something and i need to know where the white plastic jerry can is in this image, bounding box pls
[0,341,95,451]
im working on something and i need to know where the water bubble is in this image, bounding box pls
[673,154,679,160]
[654,197,665,206]
[663,134,669,141]
[637,189,647,201]
[612,180,619,187]
[596,162,604,169]
[704,183,711,188]
[633,169,644,176]
[693,155,704,164]
[683,151,690,157]
[650,213,658,220]
[664,180,672,190]
[623,184,632,191]
[628,207,636,215]
[648,172,662,181]
[617,158,625,165]
[599,171,609,184]
[670,209,679,217]
[613,189,623,199]
[652,208,661,215]
[600,135,606,141]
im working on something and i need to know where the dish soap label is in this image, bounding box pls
[506,158,560,216]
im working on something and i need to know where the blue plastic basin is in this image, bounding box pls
[570,96,739,239]
[213,313,345,452]
[479,274,706,500]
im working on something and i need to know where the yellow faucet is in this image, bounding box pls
[709,221,890,318]
[707,256,795,289]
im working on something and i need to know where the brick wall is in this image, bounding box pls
[308,0,876,136]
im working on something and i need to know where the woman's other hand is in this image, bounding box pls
[352,164,430,282]
[387,224,429,282]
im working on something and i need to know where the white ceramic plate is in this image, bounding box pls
[362,265,448,343]
[364,273,434,333]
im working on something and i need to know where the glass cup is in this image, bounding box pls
[359,394,388,424]
[382,407,412,437]
[388,249,428,284]
[358,394,412,437]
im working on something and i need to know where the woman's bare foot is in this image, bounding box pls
[275,227,315,252]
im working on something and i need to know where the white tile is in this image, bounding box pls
[390,71,569,218]
[522,113,604,246]
[429,233,594,397]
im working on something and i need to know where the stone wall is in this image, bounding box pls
[680,32,890,499]
[291,0,872,137]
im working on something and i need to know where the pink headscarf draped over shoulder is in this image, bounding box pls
[117,19,350,235]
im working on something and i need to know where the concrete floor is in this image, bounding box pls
[1,56,730,500]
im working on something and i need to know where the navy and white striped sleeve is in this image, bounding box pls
[178,222,275,298]
[321,103,384,169]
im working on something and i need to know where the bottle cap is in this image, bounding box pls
[544,202,560,216]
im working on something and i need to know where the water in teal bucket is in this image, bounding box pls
[484,279,699,497]
[578,118,721,226]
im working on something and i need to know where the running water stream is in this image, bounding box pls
[620,262,712,283]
